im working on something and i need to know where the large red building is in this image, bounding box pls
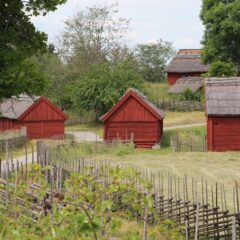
[100,89,165,148]
[166,49,209,85]
[205,78,240,152]
[0,95,68,139]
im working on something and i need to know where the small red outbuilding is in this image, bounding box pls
[165,49,209,85]
[205,78,240,152]
[0,95,68,139]
[100,89,165,148]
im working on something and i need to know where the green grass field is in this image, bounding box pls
[63,110,239,210]
[144,82,172,102]
[164,111,205,127]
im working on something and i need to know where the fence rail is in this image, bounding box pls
[154,99,204,112]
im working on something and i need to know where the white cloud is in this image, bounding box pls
[31,0,204,49]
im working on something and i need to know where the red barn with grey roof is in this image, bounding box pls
[205,78,240,152]
[0,95,68,139]
[166,49,209,85]
[100,89,165,148]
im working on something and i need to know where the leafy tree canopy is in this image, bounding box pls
[59,4,130,80]
[134,40,175,83]
[71,61,143,118]
[204,61,237,77]
[0,0,67,99]
[201,0,240,67]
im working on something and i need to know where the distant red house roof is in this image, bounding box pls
[178,49,202,55]
[100,89,165,122]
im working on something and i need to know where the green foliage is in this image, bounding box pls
[30,51,67,108]
[201,0,240,67]
[205,61,237,77]
[135,40,176,82]
[60,3,131,81]
[181,88,204,102]
[0,164,182,240]
[0,0,66,99]
[71,61,143,117]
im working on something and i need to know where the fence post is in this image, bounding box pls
[190,133,192,152]
[232,215,236,240]
[176,132,179,152]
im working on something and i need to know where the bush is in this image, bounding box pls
[181,88,203,102]
[205,61,237,77]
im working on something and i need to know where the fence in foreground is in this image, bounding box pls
[0,141,240,239]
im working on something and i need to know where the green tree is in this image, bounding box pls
[201,0,240,68]
[71,61,143,118]
[205,61,237,77]
[59,3,130,80]
[134,40,175,82]
[30,50,67,108]
[0,0,67,99]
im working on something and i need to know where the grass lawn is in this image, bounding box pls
[144,82,172,102]
[164,111,206,127]
[93,148,240,210]
[54,135,240,210]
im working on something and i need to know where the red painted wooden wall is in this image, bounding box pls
[22,98,67,139]
[0,118,21,131]
[168,72,203,85]
[103,96,163,148]
[208,116,240,151]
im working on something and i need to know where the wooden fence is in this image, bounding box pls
[0,141,240,239]
[154,99,204,112]
[171,132,207,152]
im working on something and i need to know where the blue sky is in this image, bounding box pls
[31,0,204,50]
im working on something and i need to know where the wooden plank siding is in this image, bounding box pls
[208,116,240,151]
[101,89,165,149]
[0,118,21,131]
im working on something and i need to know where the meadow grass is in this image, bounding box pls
[0,140,36,160]
[144,82,172,102]
[164,111,206,127]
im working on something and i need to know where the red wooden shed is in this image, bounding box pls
[205,78,240,151]
[0,95,68,139]
[99,89,165,148]
[165,49,209,85]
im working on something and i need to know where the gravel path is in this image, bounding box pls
[66,131,102,142]
[1,152,37,171]
[164,122,206,131]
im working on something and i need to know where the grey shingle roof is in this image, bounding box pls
[168,77,204,94]
[205,78,240,116]
[0,95,39,119]
[166,54,209,73]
